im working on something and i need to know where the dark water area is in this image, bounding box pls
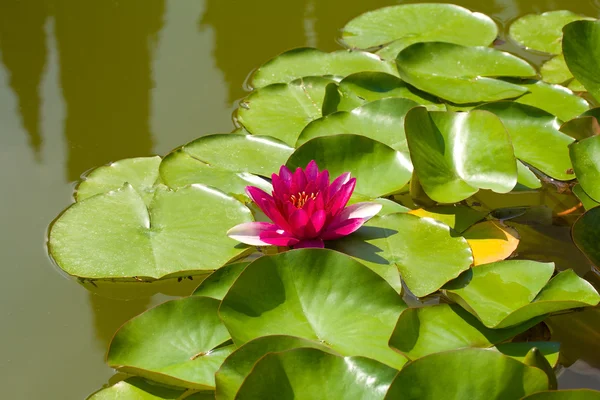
[1,0,600,398]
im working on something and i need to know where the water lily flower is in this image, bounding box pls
[227,160,382,249]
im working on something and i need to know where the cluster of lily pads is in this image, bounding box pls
[47,4,600,399]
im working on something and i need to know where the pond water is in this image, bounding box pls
[2,0,600,398]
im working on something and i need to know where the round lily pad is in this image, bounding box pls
[463,220,520,266]
[107,296,234,389]
[515,81,589,121]
[87,378,185,400]
[49,184,253,280]
[219,249,409,369]
[407,205,486,234]
[541,55,573,84]
[192,262,249,300]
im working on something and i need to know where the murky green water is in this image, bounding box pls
[2,0,600,398]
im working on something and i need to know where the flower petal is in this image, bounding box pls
[227,222,279,246]
[306,209,327,237]
[335,202,383,222]
[328,178,356,216]
[247,185,292,231]
[292,167,307,193]
[289,208,309,237]
[293,238,325,248]
[305,160,319,181]
[321,218,366,240]
[259,230,300,246]
[328,172,351,196]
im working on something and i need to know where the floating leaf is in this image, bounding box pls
[87,378,185,400]
[463,220,520,265]
[160,150,272,195]
[522,390,600,399]
[335,72,444,112]
[523,347,558,390]
[250,48,396,88]
[219,249,409,369]
[76,156,162,204]
[384,348,548,400]
[236,77,333,146]
[235,348,397,400]
[408,205,487,233]
[332,213,473,297]
[49,184,253,280]
[517,161,542,189]
[287,134,412,198]
[215,335,333,400]
[573,207,600,266]
[515,81,589,121]
[107,297,234,389]
[446,261,600,328]
[348,194,410,215]
[495,342,560,367]
[563,20,600,101]
[176,133,294,177]
[389,304,542,360]
[341,4,497,49]
[541,55,573,84]
[396,43,535,104]
[509,11,593,54]
[404,108,517,203]
[572,184,600,211]
[570,135,600,202]
[475,102,575,181]
[192,262,249,300]
[560,115,600,141]
[547,307,600,369]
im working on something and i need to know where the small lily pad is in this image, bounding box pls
[541,55,573,84]
[87,378,185,400]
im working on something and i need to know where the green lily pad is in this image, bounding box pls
[445,261,600,328]
[569,79,588,92]
[573,184,600,211]
[515,81,589,121]
[495,342,560,367]
[236,77,334,146]
[49,184,253,280]
[297,98,418,154]
[250,48,396,88]
[517,161,542,190]
[76,156,162,204]
[107,297,234,389]
[407,205,487,234]
[160,150,272,196]
[563,20,600,102]
[235,348,398,400]
[340,4,497,49]
[219,249,409,369]
[396,43,536,104]
[335,72,444,112]
[286,134,412,198]
[332,213,473,298]
[523,347,558,390]
[404,107,517,203]
[192,262,249,300]
[177,133,294,177]
[215,335,333,400]
[573,206,600,266]
[87,378,185,400]
[389,304,542,360]
[384,348,548,400]
[570,135,600,202]
[509,11,594,55]
[541,55,573,84]
[347,193,410,216]
[522,390,600,399]
[475,102,575,181]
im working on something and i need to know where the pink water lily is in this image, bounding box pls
[227,160,382,249]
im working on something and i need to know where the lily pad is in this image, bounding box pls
[572,184,600,211]
[286,134,412,198]
[509,11,594,55]
[250,48,396,88]
[340,4,497,49]
[573,206,600,266]
[49,184,253,280]
[160,150,272,196]
[335,72,444,112]
[570,135,600,202]
[76,156,162,204]
[515,81,589,121]
[384,348,548,400]
[540,55,584,90]
[560,115,600,141]
[563,20,600,102]
[235,348,397,400]
[463,220,520,266]
[407,205,487,234]
[475,102,575,181]
[177,133,294,177]
[389,304,542,360]
[107,297,234,389]
[219,249,409,369]
[297,98,418,153]
[396,43,536,104]
[236,77,334,146]
[522,390,600,399]
[87,378,185,400]
[523,347,558,390]
[192,262,249,300]
[445,261,600,328]
[215,335,333,400]
[404,107,518,203]
[348,194,410,215]
[517,161,542,189]
[495,342,560,367]
[332,213,473,298]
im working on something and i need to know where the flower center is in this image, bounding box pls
[289,191,317,208]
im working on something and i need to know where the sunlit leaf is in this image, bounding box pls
[463,220,520,265]
[515,81,589,121]
[192,262,249,300]
[86,378,185,400]
[517,161,542,190]
[572,184,600,211]
[563,20,600,102]
[523,347,558,390]
[494,342,560,367]
[408,205,486,233]
[541,55,574,84]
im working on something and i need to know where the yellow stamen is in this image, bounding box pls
[289,191,317,208]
